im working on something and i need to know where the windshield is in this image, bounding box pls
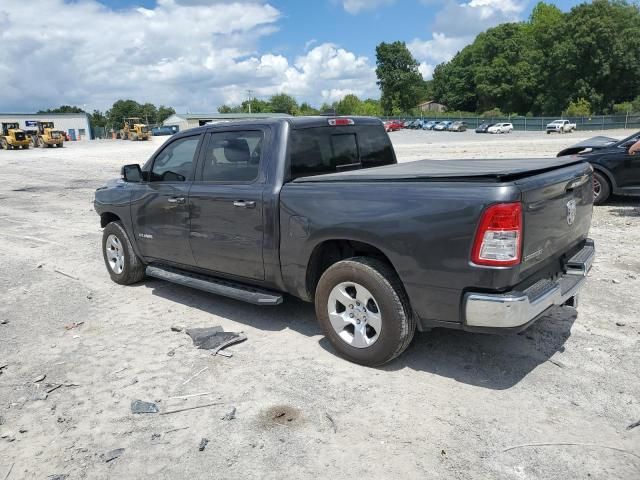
[615,130,640,147]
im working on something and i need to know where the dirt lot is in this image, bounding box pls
[1,130,639,479]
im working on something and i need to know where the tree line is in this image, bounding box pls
[218,93,384,117]
[39,100,176,128]
[429,0,640,116]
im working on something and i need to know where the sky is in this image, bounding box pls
[0,0,584,113]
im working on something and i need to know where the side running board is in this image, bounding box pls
[146,265,283,306]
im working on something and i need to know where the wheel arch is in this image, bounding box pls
[591,163,617,190]
[100,211,121,228]
[304,239,404,302]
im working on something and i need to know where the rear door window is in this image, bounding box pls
[289,125,394,179]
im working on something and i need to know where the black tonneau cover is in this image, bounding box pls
[293,158,586,183]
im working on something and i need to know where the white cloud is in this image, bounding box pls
[410,0,527,79]
[0,0,378,113]
[341,0,395,15]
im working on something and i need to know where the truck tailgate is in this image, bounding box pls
[517,162,593,274]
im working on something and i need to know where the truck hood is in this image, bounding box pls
[557,135,618,157]
[293,158,586,183]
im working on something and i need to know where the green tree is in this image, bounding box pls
[375,41,427,115]
[157,105,176,123]
[38,105,86,114]
[335,94,362,115]
[90,110,107,127]
[565,98,591,116]
[269,93,299,115]
[298,102,319,115]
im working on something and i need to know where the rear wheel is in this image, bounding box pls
[315,257,415,366]
[102,221,146,285]
[592,170,611,206]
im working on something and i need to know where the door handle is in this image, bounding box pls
[233,200,256,209]
[167,196,185,204]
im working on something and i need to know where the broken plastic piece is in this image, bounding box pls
[186,327,246,354]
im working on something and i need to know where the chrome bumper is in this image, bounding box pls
[464,240,595,329]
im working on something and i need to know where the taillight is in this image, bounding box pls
[328,118,354,126]
[471,202,522,266]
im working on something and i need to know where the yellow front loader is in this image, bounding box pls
[1,122,30,150]
[119,117,151,141]
[30,121,65,148]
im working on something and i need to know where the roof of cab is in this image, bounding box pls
[171,116,384,137]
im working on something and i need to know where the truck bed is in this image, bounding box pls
[292,158,585,183]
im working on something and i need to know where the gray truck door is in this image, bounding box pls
[131,133,202,266]
[188,128,267,280]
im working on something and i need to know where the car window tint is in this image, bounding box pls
[150,135,200,182]
[202,130,263,182]
[289,125,394,179]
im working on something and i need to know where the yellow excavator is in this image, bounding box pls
[30,121,65,148]
[119,117,151,141]
[1,122,30,150]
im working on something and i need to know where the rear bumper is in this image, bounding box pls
[463,239,595,330]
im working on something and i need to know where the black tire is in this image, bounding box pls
[314,257,416,366]
[102,221,146,285]
[592,170,611,206]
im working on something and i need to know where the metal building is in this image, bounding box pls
[0,113,92,140]
[163,113,291,132]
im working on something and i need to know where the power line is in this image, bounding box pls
[246,90,254,113]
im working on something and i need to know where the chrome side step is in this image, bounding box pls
[146,265,283,306]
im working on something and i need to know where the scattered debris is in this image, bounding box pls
[182,367,208,386]
[160,402,224,416]
[198,438,209,451]
[3,462,14,480]
[167,344,187,357]
[502,442,640,460]
[171,325,185,332]
[86,292,93,300]
[0,320,8,325]
[325,412,337,433]
[616,322,626,327]
[54,269,79,281]
[186,326,247,355]
[0,417,4,425]
[64,321,84,330]
[627,420,640,430]
[46,383,80,394]
[31,391,48,401]
[18,428,27,433]
[131,400,159,414]
[169,392,215,400]
[548,359,565,368]
[151,433,161,440]
[33,374,46,383]
[46,475,68,480]
[104,448,125,463]
[262,405,301,427]
[0,365,7,375]
[612,279,621,284]
[221,406,236,421]
[215,350,233,358]
[110,367,127,375]
[164,426,189,435]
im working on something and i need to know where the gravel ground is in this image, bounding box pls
[0,130,639,479]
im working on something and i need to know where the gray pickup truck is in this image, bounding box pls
[94,116,595,366]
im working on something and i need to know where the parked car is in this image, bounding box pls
[557,130,640,205]
[546,120,576,134]
[422,121,437,130]
[475,122,495,133]
[448,121,467,132]
[95,116,594,366]
[488,123,513,134]
[403,120,413,128]
[433,121,452,131]
[383,120,403,132]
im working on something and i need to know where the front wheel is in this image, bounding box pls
[102,221,146,285]
[592,171,611,206]
[315,257,416,366]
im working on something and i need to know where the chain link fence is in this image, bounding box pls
[382,114,640,131]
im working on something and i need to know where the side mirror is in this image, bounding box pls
[121,164,142,182]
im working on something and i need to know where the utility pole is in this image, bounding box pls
[246,89,254,114]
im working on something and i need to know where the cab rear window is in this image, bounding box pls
[288,125,395,180]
